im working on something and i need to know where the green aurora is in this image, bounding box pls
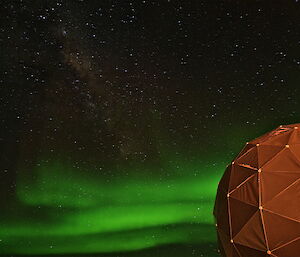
[0,159,223,255]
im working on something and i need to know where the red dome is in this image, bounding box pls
[214,124,300,257]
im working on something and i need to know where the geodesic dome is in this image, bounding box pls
[214,124,300,257]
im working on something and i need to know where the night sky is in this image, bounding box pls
[0,1,299,256]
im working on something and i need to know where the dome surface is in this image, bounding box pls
[214,124,300,257]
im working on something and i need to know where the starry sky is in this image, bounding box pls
[0,1,299,257]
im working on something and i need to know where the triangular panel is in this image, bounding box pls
[229,164,257,191]
[262,148,300,172]
[230,174,259,206]
[236,147,258,169]
[234,211,266,251]
[262,210,300,250]
[264,180,300,222]
[257,145,284,167]
[229,198,258,237]
[261,171,300,204]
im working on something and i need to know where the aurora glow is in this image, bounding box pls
[0,160,221,255]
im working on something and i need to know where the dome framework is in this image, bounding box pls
[214,124,300,257]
